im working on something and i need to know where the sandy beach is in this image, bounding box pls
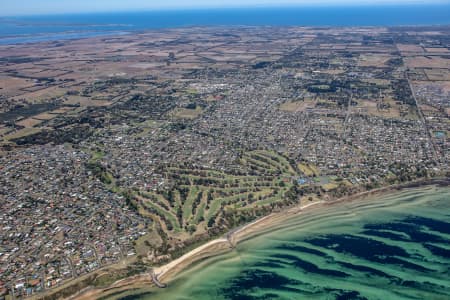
[67,200,327,300]
[155,238,232,282]
[153,177,450,285]
[155,200,325,283]
[68,177,449,300]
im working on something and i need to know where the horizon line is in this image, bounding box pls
[1,2,449,18]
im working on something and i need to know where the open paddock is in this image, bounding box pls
[16,117,43,128]
[0,75,36,97]
[279,99,316,112]
[396,44,424,53]
[11,86,65,103]
[419,104,440,114]
[31,69,72,78]
[425,47,450,54]
[171,107,203,119]
[64,96,112,107]
[0,125,12,136]
[355,98,403,119]
[362,78,391,86]
[2,127,42,141]
[50,106,76,114]
[424,69,450,81]
[357,54,392,67]
[405,56,450,69]
[33,112,59,120]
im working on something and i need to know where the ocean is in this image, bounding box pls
[113,186,450,300]
[1,4,450,44]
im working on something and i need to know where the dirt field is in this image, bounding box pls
[3,127,42,141]
[357,54,392,67]
[425,47,450,54]
[405,56,450,69]
[171,107,204,119]
[396,43,424,53]
[280,99,315,112]
[424,69,450,81]
[64,96,112,107]
[16,117,43,128]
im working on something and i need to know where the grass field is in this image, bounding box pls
[298,163,319,176]
[171,107,204,119]
[3,127,43,141]
[279,99,315,112]
[134,150,299,245]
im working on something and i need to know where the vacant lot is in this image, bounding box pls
[280,99,315,112]
[171,107,204,119]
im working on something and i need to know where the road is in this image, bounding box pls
[407,78,439,163]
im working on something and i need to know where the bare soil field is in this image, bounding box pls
[425,47,450,53]
[357,54,392,67]
[405,56,450,69]
[280,99,316,112]
[424,68,450,81]
[396,43,424,53]
[16,117,43,128]
[64,96,112,107]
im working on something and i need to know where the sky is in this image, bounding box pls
[1,0,449,16]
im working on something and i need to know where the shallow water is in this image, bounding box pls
[117,186,450,300]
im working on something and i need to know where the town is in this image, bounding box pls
[0,25,449,299]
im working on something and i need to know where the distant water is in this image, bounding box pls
[1,4,450,44]
[115,186,450,300]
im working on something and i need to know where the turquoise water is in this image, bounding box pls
[116,186,450,300]
[1,4,450,44]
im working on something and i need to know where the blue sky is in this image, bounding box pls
[1,0,448,16]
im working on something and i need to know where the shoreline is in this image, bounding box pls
[68,177,449,299]
[153,199,326,283]
[155,177,450,283]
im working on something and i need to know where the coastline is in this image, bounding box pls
[3,16,450,300]
[155,177,450,284]
[66,177,449,300]
[154,199,326,283]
